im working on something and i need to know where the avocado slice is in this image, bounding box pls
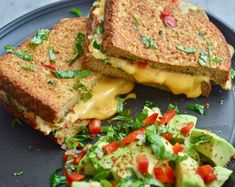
[191,129,235,167]
[167,114,197,143]
[72,181,101,187]
[206,166,233,187]
[176,156,206,187]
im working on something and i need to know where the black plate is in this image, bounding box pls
[0,0,234,186]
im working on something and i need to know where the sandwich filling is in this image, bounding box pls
[88,0,231,98]
[0,76,134,136]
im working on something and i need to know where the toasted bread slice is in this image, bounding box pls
[83,0,216,98]
[0,17,100,123]
[102,0,231,86]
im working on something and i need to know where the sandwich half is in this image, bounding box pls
[0,17,134,144]
[83,0,233,98]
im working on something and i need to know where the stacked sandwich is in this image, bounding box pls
[0,0,233,145]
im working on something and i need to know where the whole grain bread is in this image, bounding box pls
[0,17,97,123]
[82,0,212,97]
[102,0,231,85]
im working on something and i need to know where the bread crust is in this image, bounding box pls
[102,0,231,85]
[0,18,88,123]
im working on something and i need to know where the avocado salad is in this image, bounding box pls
[51,102,235,187]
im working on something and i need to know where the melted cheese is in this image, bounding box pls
[0,77,134,135]
[65,77,134,120]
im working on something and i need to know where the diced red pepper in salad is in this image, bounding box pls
[173,143,184,154]
[143,113,158,125]
[159,109,176,125]
[197,165,217,183]
[66,172,84,187]
[137,155,149,174]
[180,122,194,136]
[153,164,175,184]
[72,150,86,165]
[103,141,119,155]
[119,127,146,147]
[88,119,102,137]
[161,133,174,141]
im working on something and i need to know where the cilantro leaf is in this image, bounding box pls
[21,65,36,72]
[48,46,57,61]
[168,103,180,114]
[64,135,91,149]
[4,45,33,61]
[141,36,158,49]
[198,50,208,66]
[11,119,23,127]
[50,169,66,187]
[13,171,24,176]
[53,70,78,79]
[70,8,82,17]
[93,40,101,50]
[231,68,235,79]
[176,45,197,53]
[190,134,212,146]
[76,69,91,80]
[97,21,104,34]
[187,104,206,115]
[30,29,50,45]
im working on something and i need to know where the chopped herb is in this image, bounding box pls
[93,40,101,50]
[190,134,212,146]
[176,45,197,53]
[231,68,235,79]
[198,50,208,66]
[144,100,158,108]
[211,56,224,63]
[21,65,36,72]
[70,8,82,17]
[73,83,88,91]
[50,169,66,187]
[141,36,158,49]
[97,21,104,34]
[48,46,56,61]
[4,45,33,61]
[187,104,207,115]
[81,92,93,102]
[66,32,86,64]
[199,31,205,39]
[64,135,91,149]
[30,29,50,45]
[97,58,111,64]
[53,70,78,79]
[133,14,140,31]
[13,171,24,176]
[47,80,56,86]
[168,103,180,114]
[77,69,91,80]
[11,119,23,127]
[117,97,124,113]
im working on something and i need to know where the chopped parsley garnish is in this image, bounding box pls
[199,31,205,39]
[11,118,23,127]
[73,69,92,101]
[30,29,50,45]
[93,40,101,50]
[13,171,24,176]
[190,134,212,146]
[70,8,82,17]
[168,103,180,114]
[117,97,124,113]
[50,169,66,187]
[48,46,56,61]
[21,65,36,72]
[4,45,33,61]
[64,135,92,149]
[141,36,158,49]
[187,104,207,115]
[231,68,235,79]
[176,45,197,53]
[66,32,86,64]
[97,21,104,34]
[47,80,56,86]
[53,70,78,79]
[211,56,224,63]
[198,50,208,66]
